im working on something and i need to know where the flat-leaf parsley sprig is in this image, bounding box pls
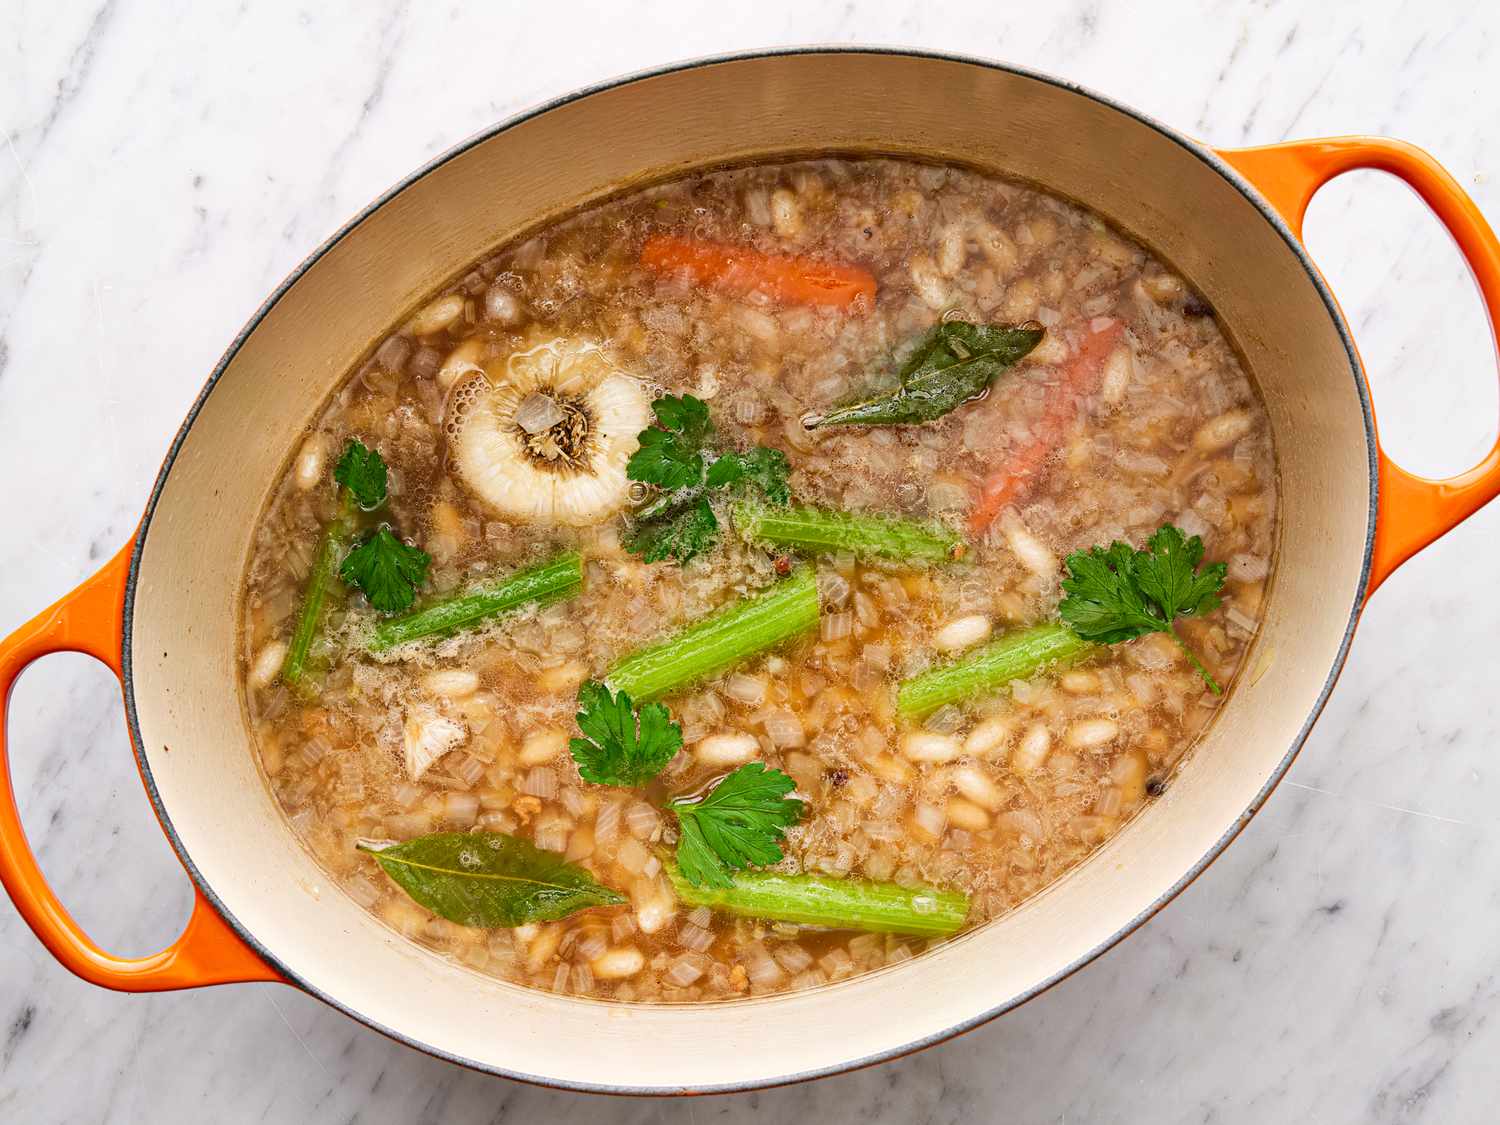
[1058,524,1228,693]
[669,763,805,888]
[570,681,684,787]
[568,679,805,886]
[327,441,431,614]
[625,393,791,565]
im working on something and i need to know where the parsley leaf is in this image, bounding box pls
[670,763,805,888]
[1059,524,1228,693]
[569,681,683,787]
[339,526,431,613]
[706,446,792,504]
[626,394,712,490]
[333,440,389,510]
[1133,524,1227,624]
[624,497,721,565]
[626,394,793,566]
[651,393,712,442]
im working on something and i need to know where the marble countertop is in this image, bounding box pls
[4,2,1499,1121]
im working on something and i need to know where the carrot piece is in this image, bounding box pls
[967,320,1125,536]
[640,234,876,310]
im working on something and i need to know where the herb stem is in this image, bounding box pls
[896,623,1096,717]
[733,500,965,565]
[367,552,584,653]
[635,481,705,523]
[281,491,359,688]
[664,863,968,938]
[605,568,820,701]
[1169,628,1221,695]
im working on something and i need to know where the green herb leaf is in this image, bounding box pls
[570,680,683,787]
[625,496,721,565]
[650,393,712,443]
[627,394,793,565]
[1132,524,1227,624]
[333,439,389,510]
[1059,523,1227,693]
[340,526,431,613]
[626,394,712,490]
[708,446,792,504]
[809,321,1044,428]
[670,763,805,888]
[358,832,623,927]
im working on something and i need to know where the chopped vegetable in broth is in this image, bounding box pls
[241,157,1277,1002]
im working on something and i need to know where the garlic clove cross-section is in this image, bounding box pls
[403,704,468,781]
[446,336,651,526]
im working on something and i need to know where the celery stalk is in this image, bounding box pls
[897,623,1096,716]
[281,492,358,688]
[665,863,969,938]
[605,568,819,701]
[368,552,583,653]
[733,500,964,565]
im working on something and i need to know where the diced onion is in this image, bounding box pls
[519,767,558,799]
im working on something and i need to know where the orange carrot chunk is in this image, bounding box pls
[640,234,876,310]
[968,320,1125,536]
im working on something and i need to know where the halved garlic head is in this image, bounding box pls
[446,337,651,526]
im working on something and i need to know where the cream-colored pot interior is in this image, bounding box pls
[128,52,1371,1092]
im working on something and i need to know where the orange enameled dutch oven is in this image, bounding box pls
[3,50,1499,1093]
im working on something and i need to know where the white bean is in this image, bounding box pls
[936,223,967,277]
[972,222,1018,275]
[520,728,568,766]
[695,732,759,768]
[592,947,645,980]
[634,895,675,935]
[1003,516,1057,577]
[901,731,962,763]
[770,188,802,238]
[1010,723,1051,776]
[423,668,479,699]
[946,798,991,832]
[248,641,286,690]
[933,614,992,653]
[909,255,951,310]
[951,765,1003,810]
[1194,410,1253,453]
[963,715,1013,758]
[437,338,485,392]
[409,293,465,336]
[1059,670,1101,695]
[293,433,329,491]
[1067,718,1119,749]
[1100,345,1134,404]
[1028,335,1069,365]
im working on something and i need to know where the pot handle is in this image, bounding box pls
[0,540,281,990]
[1217,137,1500,598]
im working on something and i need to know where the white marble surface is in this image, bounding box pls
[3,1,1499,1121]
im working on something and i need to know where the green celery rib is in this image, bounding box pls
[281,492,358,688]
[733,500,964,565]
[368,552,584,653]
[605,567,819,701]
[897,623,1096,717]
[665,863,968,938]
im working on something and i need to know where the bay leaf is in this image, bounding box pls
[808,320,1044,428]
[358,832,624,927]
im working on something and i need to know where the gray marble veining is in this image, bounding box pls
[3,2,1499,1122]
